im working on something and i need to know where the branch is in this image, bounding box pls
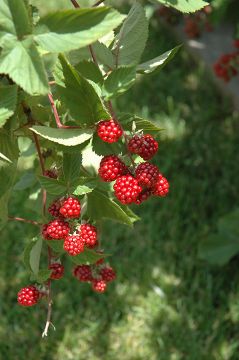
[8,217,41,226]
[48,93,63,129]
[93,0,105,6]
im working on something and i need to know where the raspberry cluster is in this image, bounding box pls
[49,263,64,280]
[97,119,122,143]
[99,155,128,182]
[128,134,158,160]
[214,41,239,82]
[73,261,116,293]
[17,286,40,307]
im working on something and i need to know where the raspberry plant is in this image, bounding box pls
[0,0,208,337]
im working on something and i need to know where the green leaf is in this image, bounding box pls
[14,171,37,191]
[153,0,209,13]
[30,126,94,146]
[38,176,67,195]
[0,37,49,96]
[87,189,136,226]
[75,60,104,85]
[119,114,162,135]
[0,160,17,225]
[112,3,148,66]
[23,237,42,275]
[35,7,126,53]
[69,248,109,265]
[46,240,64,254]
[137,46,181,74]
[92,132,124,156]
[0,84,18,127]
[103,66,136,100]
[91,41,114,69]
[73,179,97,195]
[47,139,91,154]
[0,130,19,163]
[56,55,110,126]
[0,0,31,38]
[34,269,52,283]
[63,153,82,186]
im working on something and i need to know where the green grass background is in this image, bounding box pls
[1,2,239,359]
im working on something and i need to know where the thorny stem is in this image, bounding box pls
[8,217,41,226]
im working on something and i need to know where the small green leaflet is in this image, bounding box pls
[35,7,126,53]
[91,41,115,69]
[69,248,109,265]
[23,237,42,275]
[38,176,67,196]
[137,46,181,75]
[0,130,19,163]
[75,61,104,85]
[153,0,209,13]
[30,126,94,146]
[0,0,31,38]
[73,179,97,195]
[103,66,136,100]
[46,240,64,254]
[63,153,82,186]
[0,84,18,127]
[118,114,162,135]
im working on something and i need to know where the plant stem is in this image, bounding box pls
[8,217,41,226]
[93,0,105,6]
[48,93,63,128]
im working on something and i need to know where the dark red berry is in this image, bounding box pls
[46,219,70,240]
[113,175,142,204]
[97,119,122,143]
[135,162,159,188]
[98,155,129,182]
[64,234,84,256]
[92,279,107,293]
[152,175,169,197]
[49,263,64,280]
[59,197,81,219]
[44,169,58,179]
[100,266,116,282]
[42,224,52,240]
[135,188,152,205]
[128,134,158,160]
[78,223,97,247]
[17,285,40,307]
[73,265,92,281]
[48,199,62,218]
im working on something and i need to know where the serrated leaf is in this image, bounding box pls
[23,237,42,275]
[63,153,82,186]
[92,132,124,156]
[46,240,64,254]
[75,60,104,85]
[47,139,91,154]
[0,84,18,127]
[38,176,67,195]
[0,0,31,38]
[30,126,93,146]
[0,37,49,96]
[103,66,136,100]
[91,41,114,69]
[73,179,97,195]
[0,130,19,163]
[87,189,136,226]
[35,7,125,53]
[35,269,52,283]
[56,55,110,126]
[116,201,140,224]
[69,248,109,265]
[0,159,17,197]
[112,3,148,66]
[153,0,209,13]
[14,171,37,191]
[137,46,181,74]
[119,114,162,135]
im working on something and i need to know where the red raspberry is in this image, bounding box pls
[48,199,62,218]
[92,279,107,293]
[134,189,152,205]
[64,234,84,256]
[44,169,58,179]
[233,39,239,49]
[78,223,97,247]
[128,134,158,160]
[135,162,159,188]
[97,119,122,143]
[59,197,81,219]
[46,219,70,240]
[42,224,52,240]
[17,285,40,307]
[152,175,169,197]
[49,263,64,280]
[87,240,99,249]
[113,175,142,204]
[100,267,116,282]
[98,155,129,182]
[73,265,92,281]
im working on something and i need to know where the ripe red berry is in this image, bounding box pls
[134,188,152,205]
[98,155,129,182]
[42,224,52,240]
[113,175,142,204]
[152,175,169,197]
[44,169,58,179]
[17,285,40,307]
[46,219,70,240]
[128,134,158,160]
[97,119,123,143]
[100,266,116,282]
[48,199,62,218]
[135,162,159,188]
[49,263,64,280]
[78,223,97,247]
[73,265,92,281]
[92,279,107,293]
[64,234,84,256]
[59,197,81,219]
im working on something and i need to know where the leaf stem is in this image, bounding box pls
[8,217,41,226]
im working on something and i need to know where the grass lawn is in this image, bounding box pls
[1,4,239,360]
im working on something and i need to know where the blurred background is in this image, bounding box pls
[1,0,239,359]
